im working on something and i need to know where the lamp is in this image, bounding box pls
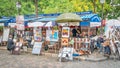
[16,2,21,15]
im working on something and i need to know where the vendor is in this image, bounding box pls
[72,27,77,37]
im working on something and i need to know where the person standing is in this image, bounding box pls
[72,27,77,37]
[7,35,14,52]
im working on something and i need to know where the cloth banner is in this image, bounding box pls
[16,15,24,30]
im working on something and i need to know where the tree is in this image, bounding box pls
[0,0,119,19]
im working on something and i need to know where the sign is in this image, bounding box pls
[62,27,70,38]
[90,22,101,27]
[2,28,10,41]
[33,27,42,41]
[46,30,59,41]
[61,38,69,46]
[32,42,43,55]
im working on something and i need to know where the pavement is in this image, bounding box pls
[0,46,107,62]
[0,48,120,68]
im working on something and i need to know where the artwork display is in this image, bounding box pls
[62,27,70,38]
[32,42,43,55]
[33,27,42,42]
[46,30,59,41]
[61,38,69,46]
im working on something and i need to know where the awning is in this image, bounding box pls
[4,17,40,26]
[0,19,9,23]
[80,14,101,27]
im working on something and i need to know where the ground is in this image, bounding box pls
[0,49,120,68]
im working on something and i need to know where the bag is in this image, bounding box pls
[103,40,110,46]
[7,45,15,51]
[12,46,21,55]
[44,45,48,51]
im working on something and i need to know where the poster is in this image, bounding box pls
[33,27,42,42]
[2,28,10,41]
[46,30,59,41]
[61,38,69,46]
[32,42,43,55]
[62,27,70,38]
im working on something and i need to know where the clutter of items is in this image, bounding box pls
[0,12,120,62]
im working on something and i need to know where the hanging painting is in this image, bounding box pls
[62,27,70,38]
[46,30,59,41]
[33,27,42,42]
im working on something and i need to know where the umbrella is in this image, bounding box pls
[55,13,82,49]
[55,13,82,23]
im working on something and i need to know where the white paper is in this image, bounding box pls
[2,28,10,41]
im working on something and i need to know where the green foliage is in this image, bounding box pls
[0,0,119,19]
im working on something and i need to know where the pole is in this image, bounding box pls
[93,0,96,13]
[100,3,104,34]
[35,0,38,18]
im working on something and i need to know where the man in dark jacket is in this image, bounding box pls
[72,28,77,37]
[7,35,14,52]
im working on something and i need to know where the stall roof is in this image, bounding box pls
[0,19,9,23]
[80,14,101,26]
[36,18,56,22]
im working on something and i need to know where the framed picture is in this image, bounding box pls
[61,38,69,46]
[62,27,70,38]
